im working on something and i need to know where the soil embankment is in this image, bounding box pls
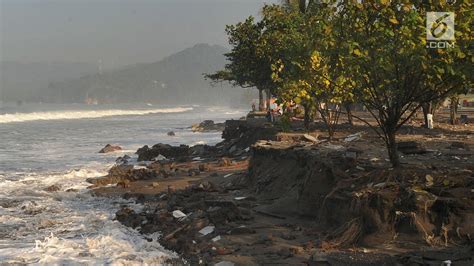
[92,118,474,265]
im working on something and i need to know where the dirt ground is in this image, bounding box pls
[91,114,473,265]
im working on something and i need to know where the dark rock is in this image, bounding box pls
[397,141,427,154]
[167,131,176,136]
[99,144,122,153]
[136,143,190,161]
[191,120,225,132]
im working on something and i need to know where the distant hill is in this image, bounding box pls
[40,44,253,105]
[0,61,96,102]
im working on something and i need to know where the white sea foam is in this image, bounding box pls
[0,168,177,264]
[0,107,193,124]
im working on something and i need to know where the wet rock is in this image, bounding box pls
[99,144,122,153]
[167,131,176,136]
[191,120,225,132]
[136,143,190,161]
[116,155,131,165]
[115,207,145,229]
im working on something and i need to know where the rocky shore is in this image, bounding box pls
[90,117,474,265]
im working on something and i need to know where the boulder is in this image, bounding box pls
[99,144,122,153]
[191,120,225,132]
[136,143,190,161]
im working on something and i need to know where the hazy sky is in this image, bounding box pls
[0,0,278,68]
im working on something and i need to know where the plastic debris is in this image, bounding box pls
[224,173,233,178]
[199,225,215,236]
[172,210,187,219]
[344,132,363,142]
[212,235,221,242]
[234,197,247,201]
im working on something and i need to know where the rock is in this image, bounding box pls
[191,120,225,132]
[99,144,122,153]
[167,131,176,136]
[116,155,131,165]
[136,143,190,161]
[397,141,427,154]
[218,157,232,167]
[117,179,131,188]
[198,163,210,172]
[151,182,160,188]
[188,169,200,176]
[44,185,61,192]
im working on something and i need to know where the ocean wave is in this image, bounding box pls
[0,107,193,124]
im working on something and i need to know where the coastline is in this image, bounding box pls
[90,117,474,265]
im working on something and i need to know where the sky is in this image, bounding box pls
[0,0,278,68]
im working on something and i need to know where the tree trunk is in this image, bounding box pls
[266,89,272,111]
[386,130,400,167]
[258,89,264,111]
[450,96,459,125]
[344,102,353,126]
[421,102,432,128]
[303,104,310,130]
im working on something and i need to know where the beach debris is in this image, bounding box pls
[151,182,160,188]
[234,196,247,201]
[154,154,167,161]
[193,157,203,161]
[199,225,215,236]
[172,210,187,219]
[323,143,345,150]
[99,144,122,153]
[425,174,434,187]
[212,235,221,242]
[344,132,363,142]
[303,134,319,143]
[214,261,235,266]
[224,173,233,178]
[373,182,386,188]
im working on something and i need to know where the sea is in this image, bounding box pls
[0,103,246,265]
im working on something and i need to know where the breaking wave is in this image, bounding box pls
[0,107,193,124]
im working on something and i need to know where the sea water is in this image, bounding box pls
[0,103,245,264]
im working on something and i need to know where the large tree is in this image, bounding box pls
[339,0,473,166]
[206,17,273,111]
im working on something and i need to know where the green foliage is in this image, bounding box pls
[209,0,473,167]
